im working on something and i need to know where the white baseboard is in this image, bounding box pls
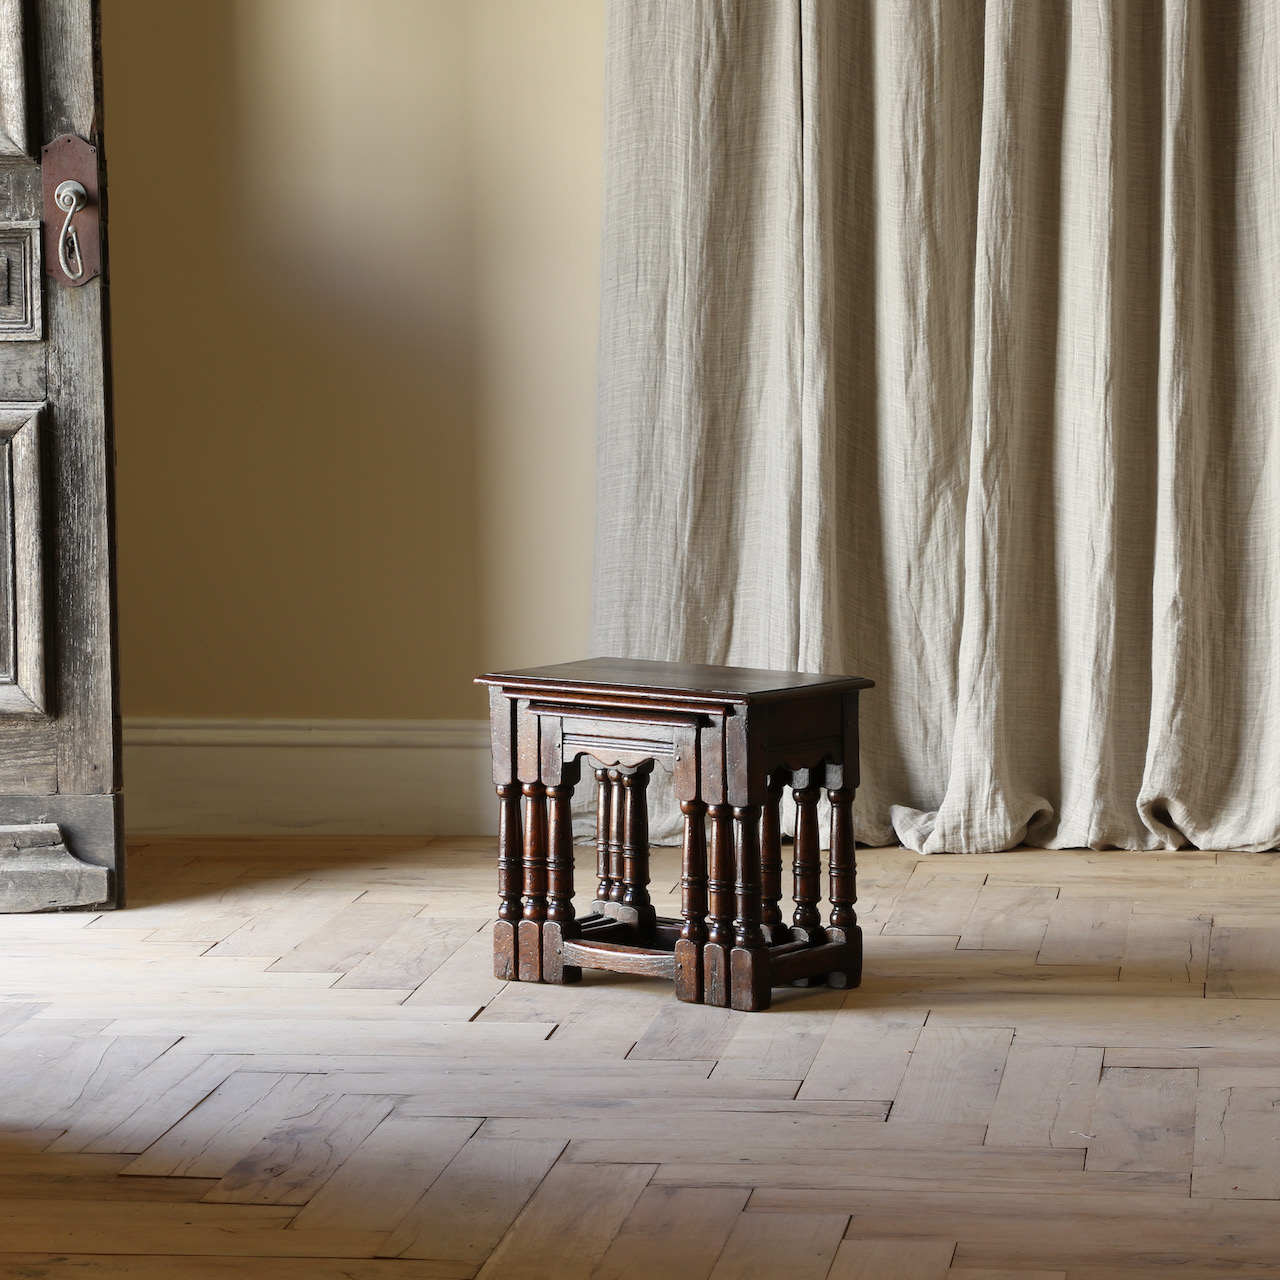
[122,718,496,836]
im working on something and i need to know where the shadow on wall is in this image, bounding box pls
[106,0,601,723]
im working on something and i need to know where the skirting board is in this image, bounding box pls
[122,719,497,836]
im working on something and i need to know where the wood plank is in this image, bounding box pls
[268,899,424,973]
[568,1142,1078,1179]
[0,1199,383,1257]
[984,1043,1102,1148]
[828,1238,955,1280]
[710,989,843,1079]
[0,1260,474,1280]
[99,1019,554,1057]
[746,1188,1280,1269]
[797,1008,927,1101]
[650,1164,1178,1197]
[1192,1082,1280,1199]
[948,1272,1065,1280]
[1207,925,1280,998]
[628,1001,742,1061]
[337,918,487,989]
[591,1185,748,1280]
[485,1115,980,1149]
[203,1093,397,1205]
[146,877,314,946]
[922,992,1280,1051]
[290,1115,482,1231]
[204,889,366,958]
[889,1027,1014,1125]
[1119,911,1210,984]
[405,927,510,1007]
[1035,898,1132,966]
[706,1210,849,1280]
[1084,1067,1196,1173]
[120,1073,320,1178]
[46,1053,238,1154]
[379,1136,567,1262]
[881,873,984,936]
[472,1162,654,1280]
[957,885,1057,952]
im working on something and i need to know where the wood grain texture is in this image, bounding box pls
[828,1238,956,1280]
[379,1135,568,1262]
[2,839,1280,1275]
[35,0,121,848]
[706,1210,849,1280]
[1085,1067,1196,1173]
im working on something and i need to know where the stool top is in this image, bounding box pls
[477,656,873,705]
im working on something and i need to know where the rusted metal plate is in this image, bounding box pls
[41,133,100,286]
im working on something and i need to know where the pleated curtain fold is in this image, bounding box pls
[591,0,1280,852]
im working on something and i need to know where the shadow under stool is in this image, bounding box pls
[476,657,874,1012]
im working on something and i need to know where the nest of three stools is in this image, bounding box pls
[477,657,874,1012]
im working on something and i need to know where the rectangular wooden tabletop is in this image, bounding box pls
[477,656,874,704]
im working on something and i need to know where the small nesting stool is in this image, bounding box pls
[476,658,874,1012]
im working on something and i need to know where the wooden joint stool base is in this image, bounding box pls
[477,658,873,1012]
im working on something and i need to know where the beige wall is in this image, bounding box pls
[101,0,602,721]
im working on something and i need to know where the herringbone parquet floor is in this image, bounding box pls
[2,837,1280,1278]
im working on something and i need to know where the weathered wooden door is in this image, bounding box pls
[0,0,120,911]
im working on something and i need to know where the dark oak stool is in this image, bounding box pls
[476,658,874,1012]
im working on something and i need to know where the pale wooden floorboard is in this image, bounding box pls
[3,838,1280,1275]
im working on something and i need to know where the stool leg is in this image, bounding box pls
[517,781,548,982]
[760,776,787,943]
[542,781,582,984]
[621,762,656,935]
[791,784,825,943]
[787,782,826,986]
[674,798,707,1002]
[493,781,523,981]
[826,785,862,989]
[730,805,770,1011]
[608,770,626,903]
[703,804,734,1006]
[593,766,613,905]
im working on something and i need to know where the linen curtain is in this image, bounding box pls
[591,0,1280,853]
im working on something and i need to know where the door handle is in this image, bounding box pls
[53,180,87,282]
[40,135,100,287]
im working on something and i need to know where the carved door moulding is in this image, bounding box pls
[0,220,40,339]
[0,404,43,713]
[0,0,25,156]
[0,822,109,911]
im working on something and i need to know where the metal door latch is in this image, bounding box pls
[54,180,86,281]
[41,135,100,287]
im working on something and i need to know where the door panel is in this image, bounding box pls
[0,0,121,910]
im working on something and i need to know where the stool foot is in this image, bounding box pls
[703,942,732,1007]
[494,920,518,981]
[730,946,772,1011]
[541,921,582,985]
[673,938,703,1002]
[517,919,543,983]
[823,925,863,989]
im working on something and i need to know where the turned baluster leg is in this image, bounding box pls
[730,805,770,1011]
[703,804,734,1006]
[545,784,576,927]
[826,785,862,989]
[621,762,656,935]
[792,784,825,943]
[760,775,786,943]
[673,797,708,1002]
[493,781,523,980]
[517,781,548,982]
[542,781,581,984]
[608,770,626,903]
[593,766,613,904]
